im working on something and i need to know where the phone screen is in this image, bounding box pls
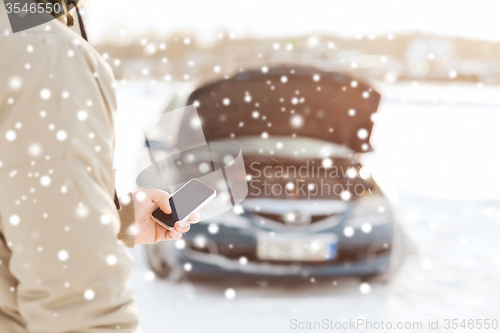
[152,180,214,228]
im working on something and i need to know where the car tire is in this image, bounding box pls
[145,243,172,278]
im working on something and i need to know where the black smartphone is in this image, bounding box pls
[150,179,216,230]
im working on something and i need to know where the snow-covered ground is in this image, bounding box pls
[114,82,500,333]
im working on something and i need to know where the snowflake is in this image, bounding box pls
[239,257,248,265]
[343,226,354,237]
[9,215,20,226]
[361,223,372,233]
[346,167,357,179]
[144,270,155,281]
[77,110,88,121]
[183,263,192,271]
[359,167,371,180]
[359,282,371,294]
[58,250,69,261]
[321,158,332,168]
[224,288,236,299]
[357,128,368,140]
[222,98,230,106]
[174,239,186,250]
[56,130,67,141]
[208,224,219,234]
[213,65,221,73]
[313,74,320,82]
[5,130,16,141]
[135,191,147,202]
[76,203,88,218]
[40,89,51,100]
[261,132,269,139]
[233,205,244,215]
[280,76,288,83]
[106,254,117,266]
[340,191,352,201]
[84,289,95,300]
[40,175,51,186]
[9,77,22,90]
[198,162,210,173]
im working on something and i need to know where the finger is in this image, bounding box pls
[155,226,171,242]
[169,229,182,240]
[141,188,171,214]
[187,212,200,224]
[174,221,190,233]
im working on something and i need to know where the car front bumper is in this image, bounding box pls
[173,245,391,277]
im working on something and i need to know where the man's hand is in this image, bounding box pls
[132,188,200,244]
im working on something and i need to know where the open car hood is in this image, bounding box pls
[184,66,380,153]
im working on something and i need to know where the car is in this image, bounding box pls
[144,66,403,281]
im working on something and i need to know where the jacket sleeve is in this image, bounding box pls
[0,31,139,332]
[117,193,137,249]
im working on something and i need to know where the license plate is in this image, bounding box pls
[256,234,338,261]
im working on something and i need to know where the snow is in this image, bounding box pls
[9,215,20,226]
[40,88,51,100]
[112,82,500,333]
[84,289,95,300]
[57,250,69,261]
[40,175,51,186]
[5,130,16,141]
[106,254,118,266]
[56,130,67,141]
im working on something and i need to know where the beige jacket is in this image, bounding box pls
[0,7,139,333]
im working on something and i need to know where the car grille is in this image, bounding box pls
[252,212,340,224]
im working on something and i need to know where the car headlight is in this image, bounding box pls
[346,195,392,229]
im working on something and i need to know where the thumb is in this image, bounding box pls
[157,193,172,215]
[140,188,172,214]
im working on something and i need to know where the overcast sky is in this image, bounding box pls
[84,0,500,44]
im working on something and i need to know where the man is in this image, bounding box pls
[0,2,198,332]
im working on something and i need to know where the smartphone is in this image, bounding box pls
[150,179,216,230]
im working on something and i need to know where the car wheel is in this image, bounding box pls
[145,243,172,278]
